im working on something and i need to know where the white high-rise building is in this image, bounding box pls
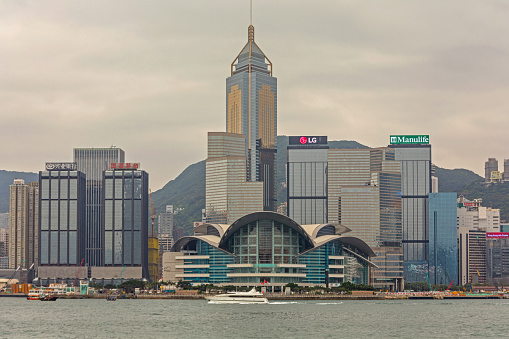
[457,198,500,232]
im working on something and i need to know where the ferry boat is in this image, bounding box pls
[27,285,68,300]
[205,288,269,304]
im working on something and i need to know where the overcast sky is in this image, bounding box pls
[1,1,509,189]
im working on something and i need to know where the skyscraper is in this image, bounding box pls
[38,163,87,284]
[8,179,38,269]
[428,192,458,286]
[328,148,403,291]
[73,147,125,266]
[287,136,329,224]
[390,141,432,283]
[205,132,263,224]
[102,166,150,281]
[226,25,277,211]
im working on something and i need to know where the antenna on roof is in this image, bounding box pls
[250,0,253,26]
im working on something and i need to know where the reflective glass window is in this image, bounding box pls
[68,232,77,265]
[124,232,132,264]
[60,178,68,199]
[133,232,141,265]
[41,201,49,230]
[50,201,59,230]
[40,231,49,264]
[105,232,113,265]
[50,231,58,264]
[134,200,141,230]
[115,179,123,199]
[60,201,68,230]
[134,178,142,199]
[69,201,77,230]
[124,178,132,200]
[60,232,68,264]
[114,231,122,264]
[105,200,113,230]
[51,178,59,199]
[69,179,77,199]
[41,178,49,199]
[124,200,132,230]
[105,178,113,199]
[115,200,123,230]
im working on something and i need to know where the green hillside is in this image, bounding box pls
[459,181,509,222]
[0,170,39,213]
[434,167,483,192]
[151,160,205,236]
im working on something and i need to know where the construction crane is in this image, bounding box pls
[0,260,25,292]
[149,189,156,237]
[115,265,127,288]
[73,258,85,287]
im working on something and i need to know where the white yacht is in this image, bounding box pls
[205,288,269,304]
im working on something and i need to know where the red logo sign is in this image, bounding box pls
[300,137,307,144]
[110,163,141,170]
[487,232,509,239]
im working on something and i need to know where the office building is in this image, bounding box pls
[226,24,277,211]
[158,205,174,237]
[159,236,173,253]
[166,212,375,289]
[486,232,509,283]
[428,193,458,285]
[287,136,328,224]
[485,158,498,182]
[74,147,125,266]
[8,179,38,269]
[205,132,263,224]
[458,228,486,285]
[328,148,403,291]
[101,165,150,282]
[389,137,432,283]
[457,198,500,232]
[38,163,87,285]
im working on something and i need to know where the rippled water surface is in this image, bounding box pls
[1,297,509,338]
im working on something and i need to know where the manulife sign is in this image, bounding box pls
[390,135,429,144]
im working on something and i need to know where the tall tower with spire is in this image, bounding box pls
[226,24,277,211]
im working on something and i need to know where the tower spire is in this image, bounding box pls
[250,0,253,26]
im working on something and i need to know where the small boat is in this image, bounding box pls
[39,294,58,301]
[106,296,117,301]
[204,288,269,304]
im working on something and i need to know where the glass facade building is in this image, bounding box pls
[428,193,458,285]
[287,141,329,224]
[167,212,375,289]
[327,148,403,291]
[103,168,149,280]
[39,169,86,267]
[391,145,431,283]
[74,147,124,266]
[226,25,277,211]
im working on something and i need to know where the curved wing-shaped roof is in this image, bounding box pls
[171,235,222,253]
[193,224,228,237]
[338,237,376,258]
[218,212,314,250]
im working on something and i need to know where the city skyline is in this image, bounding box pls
[2,1,509,189]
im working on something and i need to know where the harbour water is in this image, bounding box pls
[1,298,509,338]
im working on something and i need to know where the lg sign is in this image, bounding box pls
[289,136,327,145]
[300,137,317,144]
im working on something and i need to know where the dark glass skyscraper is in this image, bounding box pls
[287,136,328,224]
[73,147,124,266]
[39,166,86,269]
[226,25,277,211]
[428,192,458,285]
[391,144,432,282]
[103,168,149,280]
